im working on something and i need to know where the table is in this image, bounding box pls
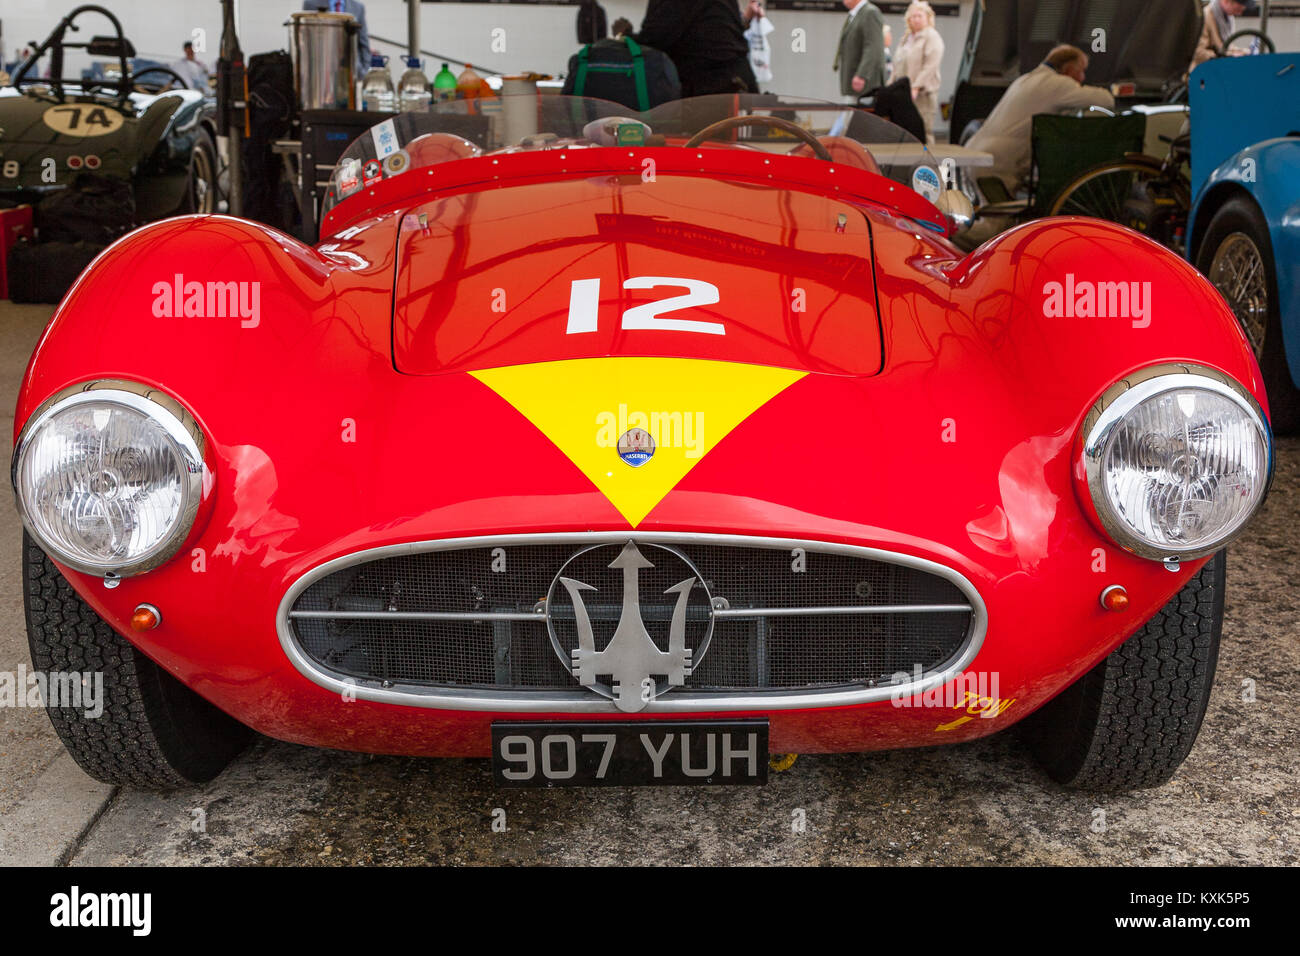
[740,139,992,168]
[870,142,993,168]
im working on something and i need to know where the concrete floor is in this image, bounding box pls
[0,300,1296,866]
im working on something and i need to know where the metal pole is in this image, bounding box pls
[1260,0,1269,37]
[407,0,420,59]
[218,0,244,216]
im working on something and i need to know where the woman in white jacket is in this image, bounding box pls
[893,1,944,144]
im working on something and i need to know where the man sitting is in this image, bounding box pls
[958,45,1114,249]
[1188,0,1248,76]
[968,44,1115,200]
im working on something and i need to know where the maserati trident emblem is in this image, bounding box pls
[547,541,713,712]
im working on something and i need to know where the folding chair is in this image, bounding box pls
[975,111,1147,220]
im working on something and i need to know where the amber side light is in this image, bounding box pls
[131,604,162,631]
[1100,586,1129,612]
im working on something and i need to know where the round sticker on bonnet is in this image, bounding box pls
[617,428,655,467]
[383,149,410,176]
[42,103,125,137]
[911,164,942,203]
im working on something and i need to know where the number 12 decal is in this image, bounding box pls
[566,276,724,336]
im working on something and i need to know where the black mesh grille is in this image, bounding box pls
[287,541,974,693]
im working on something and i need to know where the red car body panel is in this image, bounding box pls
[392,174,884,376]
[14,145,1267,757]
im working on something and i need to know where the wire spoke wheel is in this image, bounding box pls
[1050,161,1162,223]
[1195,195,1300,434]
[1207,232,1269,357]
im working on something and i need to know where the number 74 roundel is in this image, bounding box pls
[42,103,126,137]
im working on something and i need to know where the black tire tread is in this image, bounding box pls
[1026,553,1224,791]
[23,532,250,789]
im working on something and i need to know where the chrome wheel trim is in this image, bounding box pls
[191,141,215,214]
[1208,231,1268,358]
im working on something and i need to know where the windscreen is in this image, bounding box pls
[324,93,944,214]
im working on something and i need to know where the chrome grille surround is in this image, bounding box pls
[276,532,988,712]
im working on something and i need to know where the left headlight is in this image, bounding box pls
[12,382,208,576]
[1080,364,1272,561]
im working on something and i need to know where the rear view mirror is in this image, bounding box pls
[87,35,136,58]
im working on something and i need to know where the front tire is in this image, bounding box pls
[1196,196,1300,434]
[1024,552,1224,791]
[23,533,251,789]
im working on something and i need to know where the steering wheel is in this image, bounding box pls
[129,65,190,93]
[683,115,832,161]
[1218,29,1275,55]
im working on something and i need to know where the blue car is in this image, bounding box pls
[1188,52,1300,433]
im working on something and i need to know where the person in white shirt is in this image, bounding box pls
[892,1,943,144]
[171,41,210,91]
[743,1,775,89]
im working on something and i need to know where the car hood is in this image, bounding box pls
[958,0,1203,93]
[392,174,882,376]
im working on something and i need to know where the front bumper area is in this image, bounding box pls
[53,506,1205,758]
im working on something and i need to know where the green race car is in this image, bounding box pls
[0,4,219,220]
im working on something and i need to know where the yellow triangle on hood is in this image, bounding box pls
[471,357,806,526]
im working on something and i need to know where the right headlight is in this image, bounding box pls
[1080,364,1272,561]
[12,381,210,577]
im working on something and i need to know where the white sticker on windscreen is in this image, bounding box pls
[370,118,399,159]
[911,165,941,203]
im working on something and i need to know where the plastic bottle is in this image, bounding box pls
[432,63,457,102]
[398,56,431,112]
[455,63,483,101]
[361,54,394,113]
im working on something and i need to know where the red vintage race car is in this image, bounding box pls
[12,95,1272,791]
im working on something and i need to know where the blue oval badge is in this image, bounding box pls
[618,427,655,467]
[911,164,941,203]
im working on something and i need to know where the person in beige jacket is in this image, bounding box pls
[966,45,1115,198]
[957,45,1114,250]
[893,1,944,144]
[1188,0,1247,77]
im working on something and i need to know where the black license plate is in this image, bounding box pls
[491,720,769,787]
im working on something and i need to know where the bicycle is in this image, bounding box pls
[1047,130,1191,254]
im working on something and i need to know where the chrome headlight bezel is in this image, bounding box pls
[1079,363,1272,561]
[11,380,211,577]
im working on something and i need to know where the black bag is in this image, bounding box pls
[562,37,681,111]
[243,50,297,229]
[7,238,107,304]
[34,173,135,245]
[246,50,296,142]
[861,77,927,143]
[577,0,608,45]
